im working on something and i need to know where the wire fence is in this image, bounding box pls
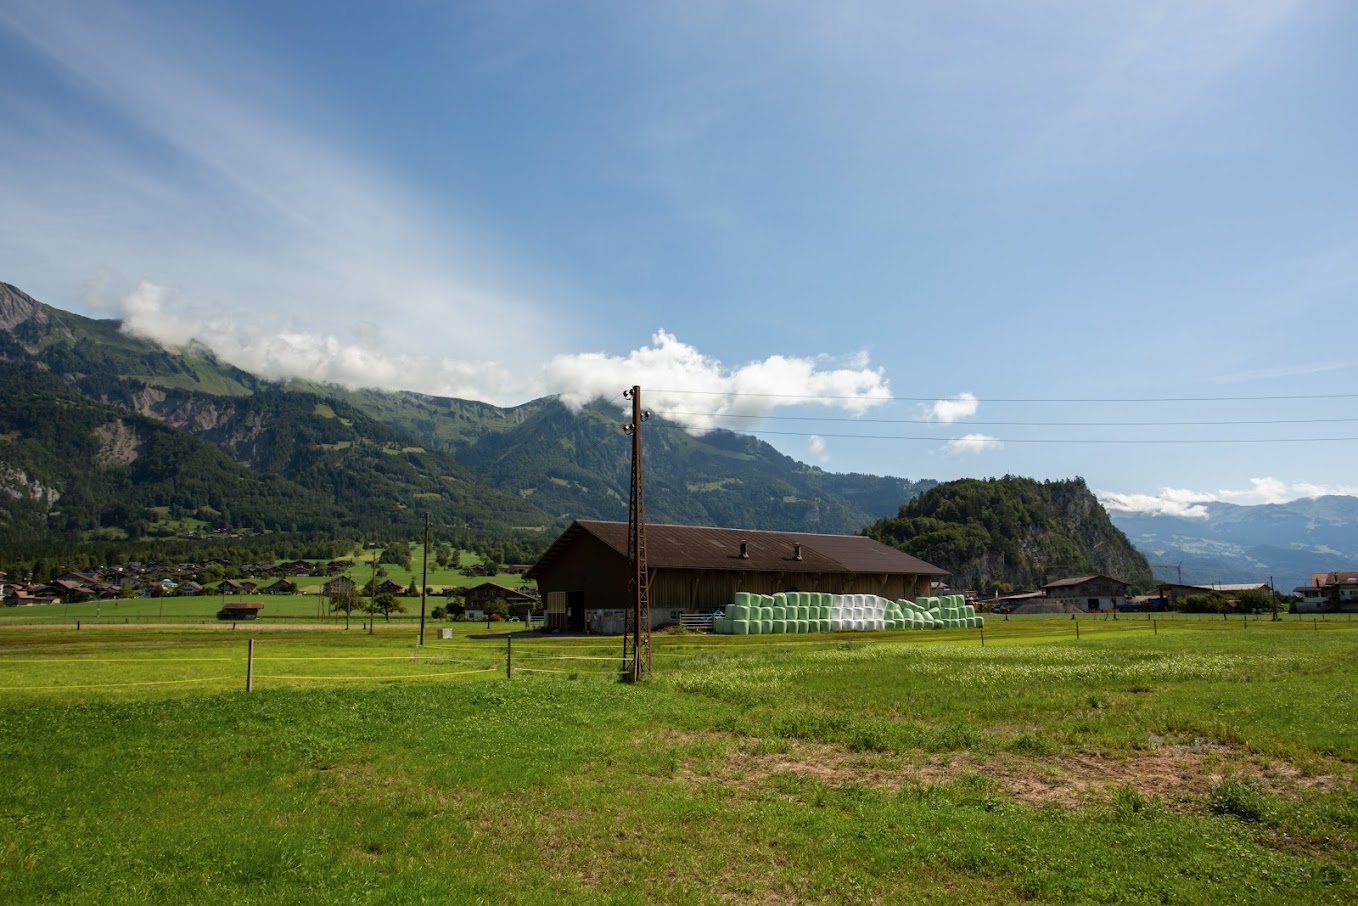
[3,614,1355,693]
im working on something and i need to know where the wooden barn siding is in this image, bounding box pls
[533,532,630,610]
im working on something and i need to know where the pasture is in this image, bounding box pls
[2,618,1355,904]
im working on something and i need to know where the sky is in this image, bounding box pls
[2,0,1356,516]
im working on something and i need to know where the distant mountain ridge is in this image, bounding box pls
[0,281,934,548]
[1108,496,1358,591]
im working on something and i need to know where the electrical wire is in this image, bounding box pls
[649,424,1358,445]
[651,411,1358,428]
[648,389,1358,403]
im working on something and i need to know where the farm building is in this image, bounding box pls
[1037,575,1132,613]
[218,601,263,621]
[1155,581,1272,610]
[527,520,948,632]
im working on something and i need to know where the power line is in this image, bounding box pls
[650,424,1358,444]
[651,410,1358,428]
[649,389,1358,403]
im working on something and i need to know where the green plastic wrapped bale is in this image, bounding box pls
[730,620,749,635]
[761,619,774,634]
[770,619,787,634]
[748,621,762,635]
[733,592,751,607]
[975,615,984,628]
[760,595,774,608]
[729,604,749,622]
[771,593,787,609]
[767,605,783,621]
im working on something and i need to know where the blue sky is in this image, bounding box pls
[2,0,1356,514]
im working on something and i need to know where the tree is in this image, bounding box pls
[328,591,359,616]
[369,593,406,622]
[482,597,509,619]
[1235,588,1275,615]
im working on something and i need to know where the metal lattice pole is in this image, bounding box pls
[624,386,651,680]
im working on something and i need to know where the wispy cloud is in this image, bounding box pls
[807,435,831,465]
[0,0,572,363]
[1100,477,1358,517]
[1210,361,1349,385]
[926,392,979,423]
[945,433,1002,456]
[1011,0,1308,177]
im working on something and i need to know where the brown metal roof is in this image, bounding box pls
[1041,575,1126,590]
[528,520,947,578]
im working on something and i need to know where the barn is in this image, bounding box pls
[528,520,948,632]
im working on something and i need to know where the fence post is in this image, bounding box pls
[1075,621,1081,640]
[506,635,513,679]
[1153,619,1157,636]
[246,638,254,692]
[980,625,985,648]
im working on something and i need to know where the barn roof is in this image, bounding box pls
[528,520,947,579]
[1041,575,1127,590]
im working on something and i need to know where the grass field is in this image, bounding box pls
[2,618,1356,904]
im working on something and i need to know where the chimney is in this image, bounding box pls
[793,543,803,561]
[738,540,749,560]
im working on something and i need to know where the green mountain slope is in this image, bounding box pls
[1,280,934,542]
[326,388,936,533]
[864,476,1154,592]
[0,282,557,543]
[0,363,345,541]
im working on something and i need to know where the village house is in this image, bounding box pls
[1293,570,1358,613]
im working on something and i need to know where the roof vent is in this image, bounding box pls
[738,540,749,560]
[793,543,803,561]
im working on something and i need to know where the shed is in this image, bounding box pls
[527,520,948,632]
[218,601,264,621]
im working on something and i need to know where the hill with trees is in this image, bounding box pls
[863,476,1154,593]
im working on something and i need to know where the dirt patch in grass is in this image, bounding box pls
[662,730,1349,811]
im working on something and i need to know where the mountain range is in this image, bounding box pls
[0,281,933,554]
[2,279,1352,592]
[1109,497,1358,592]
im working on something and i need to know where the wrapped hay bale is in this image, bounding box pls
[734,592,754,608]
[731,620,750,635]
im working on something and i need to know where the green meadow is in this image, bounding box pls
[2,619,1356,904]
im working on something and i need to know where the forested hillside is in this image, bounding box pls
[0,281,934,554]
[864,476,1154,593]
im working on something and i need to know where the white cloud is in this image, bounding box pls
[1099,490,1213,519]
[1100,477,1358,516]
[926,392,980,423]
[807,435,830,464]
[116,287,893,422]
[551,331,892,431]
[945,433,1002,456]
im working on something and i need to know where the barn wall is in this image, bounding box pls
[533,532,630,610]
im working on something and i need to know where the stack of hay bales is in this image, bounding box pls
[711,592,982,634]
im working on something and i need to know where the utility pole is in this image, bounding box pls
[419,512,430,644]
[623,386,651,681]
[369,549,378,635]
